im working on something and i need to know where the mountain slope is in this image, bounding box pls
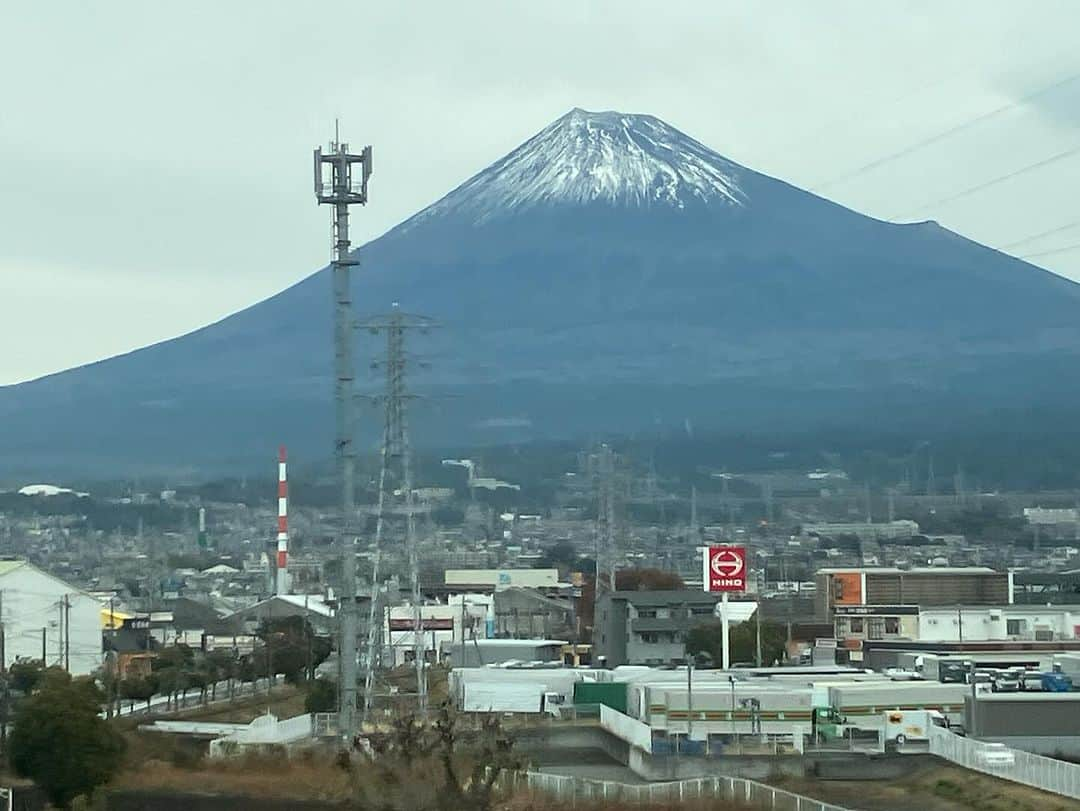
[3,108,1080,475]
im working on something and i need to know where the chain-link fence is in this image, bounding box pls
[928,726,1080,799]
[507,771,853,810]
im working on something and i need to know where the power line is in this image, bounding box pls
[999,220,1080,250]
[812,69,1080,193]
[1021,241,1080,260]
[893,142,1080,219]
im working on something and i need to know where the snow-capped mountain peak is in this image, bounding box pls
[413,108,746,224]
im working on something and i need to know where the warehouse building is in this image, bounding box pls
[0,559,102,675]
[965,693,1080,757]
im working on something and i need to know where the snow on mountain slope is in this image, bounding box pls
[409,108,746,226]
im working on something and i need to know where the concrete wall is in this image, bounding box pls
[594,596,627,666]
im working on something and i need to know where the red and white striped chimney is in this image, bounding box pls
[275,445,289,595]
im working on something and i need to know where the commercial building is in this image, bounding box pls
[593,590,755,667]
[386,596,491,667]
[0,559,102,675]
[816,567,1012,620]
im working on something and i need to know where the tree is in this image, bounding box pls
[304,678,337,713]
[537,541,578,572]
[686,616,788,667]
[353,702,520,811]
[208,648,239,700]
[8,659,46,694]
[615,567,684,591]
[251,616,332,684]
[118,675,158,712]
[10,672,126,808]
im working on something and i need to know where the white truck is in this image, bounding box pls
[460,683,562,715]
[883,709,947,746]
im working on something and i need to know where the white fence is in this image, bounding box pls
[929,726,1080,800]
[512,771,853,811]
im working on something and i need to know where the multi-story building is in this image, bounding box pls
[593,590,756,667]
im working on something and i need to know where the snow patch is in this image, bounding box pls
[408,108,745,226]
[18,483,89,497]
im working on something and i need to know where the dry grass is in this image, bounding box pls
[114,750,353,803]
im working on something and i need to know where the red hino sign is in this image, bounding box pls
[705,545,747,593]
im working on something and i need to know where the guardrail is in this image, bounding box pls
[509,771,854,811]
[928,726,1080,800]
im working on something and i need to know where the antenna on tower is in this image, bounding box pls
[314,129,372,741]
[357,306,436,721]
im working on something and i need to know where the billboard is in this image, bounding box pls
[831,572,864,606]
[704,545,747,593]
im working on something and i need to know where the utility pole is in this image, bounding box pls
[64,594,71,673]
[1,591,7,753]
[359,306,436,720]
[314,126,372,741]
[755,602,762,668]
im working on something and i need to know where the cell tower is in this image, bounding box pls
[314,127,372,739]
[275,446,290,596]
[358,305,435,720]
[592,444,617,591]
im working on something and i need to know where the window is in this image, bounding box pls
[640,632,659,644]
[835,618,850,636]
[867,618,885,640]
[885,617,900,635]
[691,606,714,616]
[849,618,864,633]
[637,609,658,619]
[1007,619,1026,636]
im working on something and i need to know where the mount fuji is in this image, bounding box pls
[5,108,1080,475]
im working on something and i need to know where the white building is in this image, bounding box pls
[385,596,491,667]
[444,568,561,592]
[918,605,1080,642]
[0,559,102,675]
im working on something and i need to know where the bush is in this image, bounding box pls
[305,678,338,713]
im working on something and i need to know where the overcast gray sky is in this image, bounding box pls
[3,1,1080,385]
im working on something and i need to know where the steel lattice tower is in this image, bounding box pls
[358,305,434,720]
[592,444,618,592]
[314,129,372,740]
